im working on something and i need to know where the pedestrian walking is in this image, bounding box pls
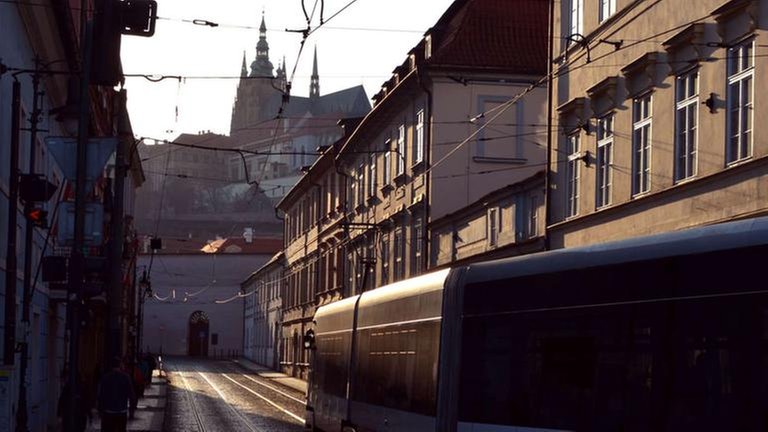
[97,357,135,432]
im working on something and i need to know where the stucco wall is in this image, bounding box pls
[140,253,272,356]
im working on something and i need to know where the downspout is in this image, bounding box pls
[544,0,556,251]
[417,68,433,272]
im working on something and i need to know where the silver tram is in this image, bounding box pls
[305,217,768,431]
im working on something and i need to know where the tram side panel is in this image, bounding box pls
[455,245,768,431]
[311,296,359,432]
[348,270,450,432]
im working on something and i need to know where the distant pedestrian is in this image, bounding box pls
[97,357,135,432]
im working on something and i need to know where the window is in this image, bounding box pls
[675,70,698,181]
[415,110,425,164]
[632,95,652,195]
[488,208,499,247]
[411,216,424,276]
[528,195,539,238]
[394,225,405,282]
[383,139,392,186]
[596,115,614,208]
[566,133,581,218]
[357,163,365,207]
[396,125,406,177]
[569,0,584,38]
[368,153,377,198]
[726,39,754,164]
[381,232,390,286]
[599,0,615,22]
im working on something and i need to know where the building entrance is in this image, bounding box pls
[188,311,210,356]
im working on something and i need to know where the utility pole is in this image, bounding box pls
[107,90,128,363]
[16,57,45,432]
[65,1,93,429]
[4,80,21,367]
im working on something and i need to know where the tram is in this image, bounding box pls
[305,217,768,431]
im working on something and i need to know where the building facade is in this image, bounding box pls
[242,251,284,369]
[549,0,768,247]
[140,237,281,357]
[275,0,550,380]
[1,1,144,430]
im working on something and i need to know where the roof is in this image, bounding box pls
[143,236,282,255]
[241,251,286,286]
[428,0,548,74]
[201,237,283,254]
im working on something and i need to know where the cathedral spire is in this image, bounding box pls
[240,51,248,77]
[310,45,320,99]
[250,10,274,78]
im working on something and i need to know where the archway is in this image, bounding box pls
[188,311,210,357]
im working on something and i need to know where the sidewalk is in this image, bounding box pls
[232,357,308,394]
[85,369,167,432]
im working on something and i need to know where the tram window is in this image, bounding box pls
[316,334,349,398]
[353,321,440,416]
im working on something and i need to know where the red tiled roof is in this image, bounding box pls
[430,0,548,75]
[142,236,282,255]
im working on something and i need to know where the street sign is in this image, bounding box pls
[56,202,104,247]
[45,137,117,191]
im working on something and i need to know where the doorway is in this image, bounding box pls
[188,311,210,357]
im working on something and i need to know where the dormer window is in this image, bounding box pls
[425,35,432,60]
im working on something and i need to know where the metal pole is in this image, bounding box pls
[16,57,44,432]
[4,80,21,366]
[65,6,93,431]
[107,91,128,363]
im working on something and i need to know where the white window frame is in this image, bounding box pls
[632,94,652,196]
[357,163,365,207]
[569,0,584,38]
[383,139,392,186]
[415,110,425,164]
[596,114,614,209]
[368,153,377,198]
[726,39,754,164]
[411,215,423,276]
[599,0,616,23]
[675,70,698,181]
[488,207,499,247]
[380,232,390,286]
[396,124,406,177]
[565,133,581,218]
[394,224,404,281]
[528,194,539,238]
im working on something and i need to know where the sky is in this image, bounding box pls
[121,0,455,142]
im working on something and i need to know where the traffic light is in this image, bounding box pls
[25,208,48,228]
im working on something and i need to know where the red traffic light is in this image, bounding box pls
[26,208,48,227]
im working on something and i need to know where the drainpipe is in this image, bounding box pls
[417,68,433,271]
[544,0,555,251]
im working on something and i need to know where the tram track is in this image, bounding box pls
[167,357,305,431]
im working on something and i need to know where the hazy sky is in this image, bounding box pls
[121,0,455,141]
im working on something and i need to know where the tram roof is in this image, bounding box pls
[463,217,768,285]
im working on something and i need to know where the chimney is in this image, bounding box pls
[244,228,254,243]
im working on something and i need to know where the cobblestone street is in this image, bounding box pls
[165,358,306,432]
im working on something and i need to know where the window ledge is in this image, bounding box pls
[726,156,753,168]
[380,184,393,193]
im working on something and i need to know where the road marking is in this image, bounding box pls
[197,371,261,432]
[221,373,305,424]
[238,373,306,405]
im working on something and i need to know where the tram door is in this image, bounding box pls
[188,311,210,357]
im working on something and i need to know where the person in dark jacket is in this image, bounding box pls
[97,357,135,432]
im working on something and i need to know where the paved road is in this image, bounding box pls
[165,357,306,432]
